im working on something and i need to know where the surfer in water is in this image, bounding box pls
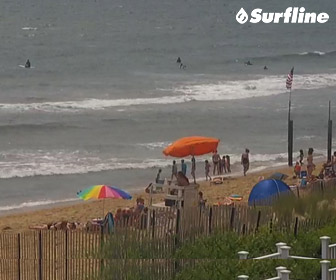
[176,57,181,63]
[25,59,31,68]
[264,65,268,70]
[245,60,253,66]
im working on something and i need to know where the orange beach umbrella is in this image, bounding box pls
[163,136,220,158]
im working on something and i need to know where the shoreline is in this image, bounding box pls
[0,159,325,232]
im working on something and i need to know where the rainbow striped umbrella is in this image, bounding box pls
[77,185,132,200]
[77,185,132,217]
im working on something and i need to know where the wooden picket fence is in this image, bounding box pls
[1,178,336,279]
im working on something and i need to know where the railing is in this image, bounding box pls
[237,267,291,280]
[238,242,316,260]
[239,236,336,260]
[321,236,336,259]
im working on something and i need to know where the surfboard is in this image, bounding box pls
[19,65,34,69]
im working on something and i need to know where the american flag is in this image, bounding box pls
[286,67,294,90]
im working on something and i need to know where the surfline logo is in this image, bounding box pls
[236,7,329,24]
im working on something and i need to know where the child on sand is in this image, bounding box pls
[294,161,301,178]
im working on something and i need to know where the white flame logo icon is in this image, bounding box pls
[236,8,249,24]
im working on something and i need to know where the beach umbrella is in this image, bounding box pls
[163,136,220,157]
[77,185,132,217]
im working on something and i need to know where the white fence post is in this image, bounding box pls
[276,242,287,258]
[280,269,291,280]
[321,260,330,280]
[237,275,249,279]
[238,251,249,260]
[279,246,291,259]
[321,236,331,259]
[276,266,287,277]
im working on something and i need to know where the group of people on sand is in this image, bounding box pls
[154,148,250,185]
[209,151,232,176]
[294,148,336,181]
[114,197,147,224]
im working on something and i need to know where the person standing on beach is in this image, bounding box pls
[222,155,227,173]
[212,150,220,175]
[191,156,196,183]
[171,160,178,180]
[205,160,211,181]
[226,155,231,173]
[332,151,336,175]
[298,149,304,165]
[241,149,250,176]
[307,147,315,179]
[181,159,187,176]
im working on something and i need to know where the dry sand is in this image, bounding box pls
[0,163,322,232]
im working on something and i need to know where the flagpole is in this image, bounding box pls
[288,88,293,166]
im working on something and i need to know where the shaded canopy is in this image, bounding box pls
[248,179,291,206]
[163,136,220,158]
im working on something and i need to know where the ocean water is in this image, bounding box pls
[0,0,335,213]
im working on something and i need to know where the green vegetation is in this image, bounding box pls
[98,183,336,279]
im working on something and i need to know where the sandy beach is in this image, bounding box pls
[0,162,323,232]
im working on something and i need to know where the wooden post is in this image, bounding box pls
[17,233,20,280]
[65,231,68,280]
[38,231,42,280]
[230,207,235,230]
[294,217,298,237]
[152,210,156,239]
[328,101,332,162]
[175,209,180,248]
[208,207,213,235]
[255,210,261,233]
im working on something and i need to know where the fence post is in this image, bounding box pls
[280,269,291,280]
[238,251,249,260]
[279,246,291,259]
[38,231,42,280]
[321,260,330,280]
[230,207,236,230]
[255,210,261,233]
[276,242,287,257]
[294,217,298,237]
[208,207,213,235]
[17,233,20,280]
[276,266,287,277]
[237,275,249,279]
[321,236,331,259]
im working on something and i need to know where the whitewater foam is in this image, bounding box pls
[1,73,336,113]
[0,149,327,179]
[0,198,78,212]
[0,150,172,179]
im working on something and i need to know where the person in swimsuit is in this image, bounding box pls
[241,148,250,176]
[307,147,315,179]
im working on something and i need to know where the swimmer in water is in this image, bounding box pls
[176,57,181,63]
[264,65,268,70]
[245,60,253,66]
